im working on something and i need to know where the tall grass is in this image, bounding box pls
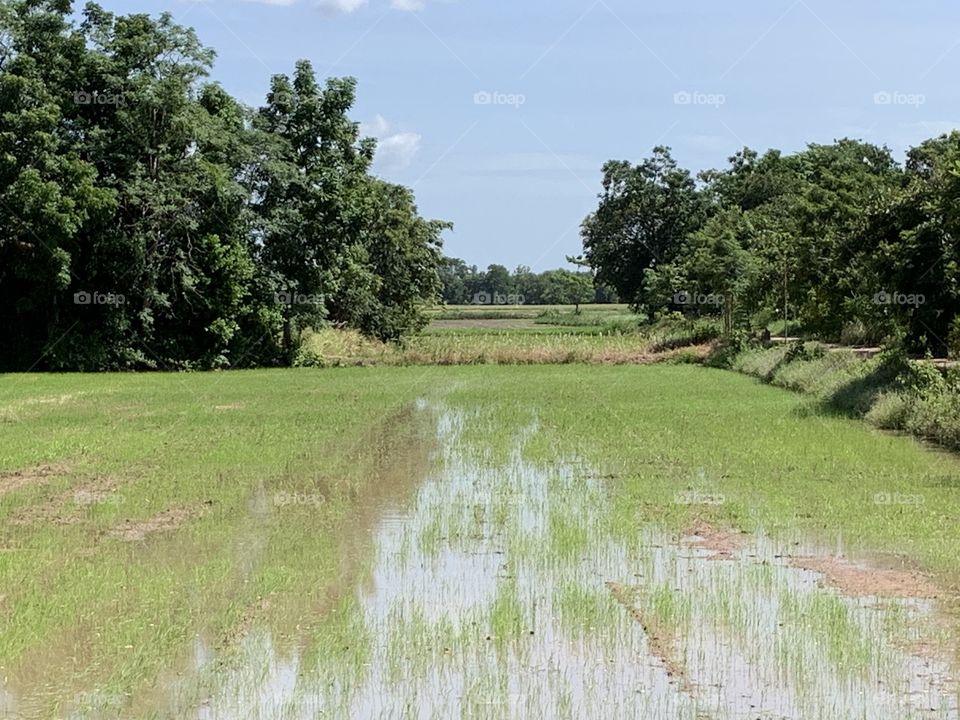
[295,326,709,367]
[728,342,960,451]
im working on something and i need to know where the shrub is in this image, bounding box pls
[948,316,960,360]
[730,346,788,380]
[864,392,912,429]
[839,321,868,346]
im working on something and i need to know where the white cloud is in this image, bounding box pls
[361,115,421,172]
[361,114,391,136]
[317,0,368,14]
[377,132,422,170]
[391,0,426,9]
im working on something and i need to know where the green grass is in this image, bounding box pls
[729,343,960,450]
[3,363,960,716]
[427,303,630,320]
[0,370,431,715]
[296,316,720,368]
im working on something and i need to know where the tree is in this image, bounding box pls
[0,0,115,370]
[852,133,960,353]
[482,264,512,298]
[678,208,756,335]
[581,147,706,308]
[786,140,901,338]
[0,3,449,370]
[356,179,446,340]
[253,65,375,359]
[539,269,593,308]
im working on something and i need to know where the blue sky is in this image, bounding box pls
[106,0,958,270]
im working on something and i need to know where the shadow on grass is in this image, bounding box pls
[757,352,906,421]
[821,359,904,417]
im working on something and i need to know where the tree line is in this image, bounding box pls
[439,257,617,307]
[580,137,960,356]
[0,1,447,371]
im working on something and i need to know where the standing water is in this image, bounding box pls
[143,402,957,719]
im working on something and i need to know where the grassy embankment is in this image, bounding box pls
[726,342,960,452]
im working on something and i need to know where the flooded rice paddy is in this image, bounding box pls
[2,395,958,719]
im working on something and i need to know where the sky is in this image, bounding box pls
[101,0,959,271]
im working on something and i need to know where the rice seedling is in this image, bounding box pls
[3,364,959,718]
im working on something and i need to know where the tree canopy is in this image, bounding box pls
[581,136,960,355]
[437,258,611,307]
[0,0,447,370]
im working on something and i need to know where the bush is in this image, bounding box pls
[865,391,913,429]
[647,316,722,352]
[898,360,948,398]
[783,341,826,363]
[730,346,789,380]
[948,316,960,360]
[839,320,869,346]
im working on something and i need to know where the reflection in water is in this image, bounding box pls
[165,406,956,720]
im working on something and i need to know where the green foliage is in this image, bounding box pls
[438,258,613,306]
[0,2,446,370]
[581,147,707,307]
[581,136,959,357]
[948,314,960,360]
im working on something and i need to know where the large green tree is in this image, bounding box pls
[0,2,449,370]
[581,147,706,308]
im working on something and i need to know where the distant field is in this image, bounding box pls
[295,313,716,368]
[428,303,632,320]
[427,304,641,335]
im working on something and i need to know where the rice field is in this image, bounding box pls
[1,365,959,718]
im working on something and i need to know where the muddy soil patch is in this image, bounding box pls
[682,519,749,560]
[0,463,71,498]
[790,555,940,599]
[606,581,693,693]
[12,475,126,526]
[108,506,205,542]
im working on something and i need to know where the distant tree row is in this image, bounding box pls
[0,1,446,371]
[581,137,960,355]
[438,258,618,307]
